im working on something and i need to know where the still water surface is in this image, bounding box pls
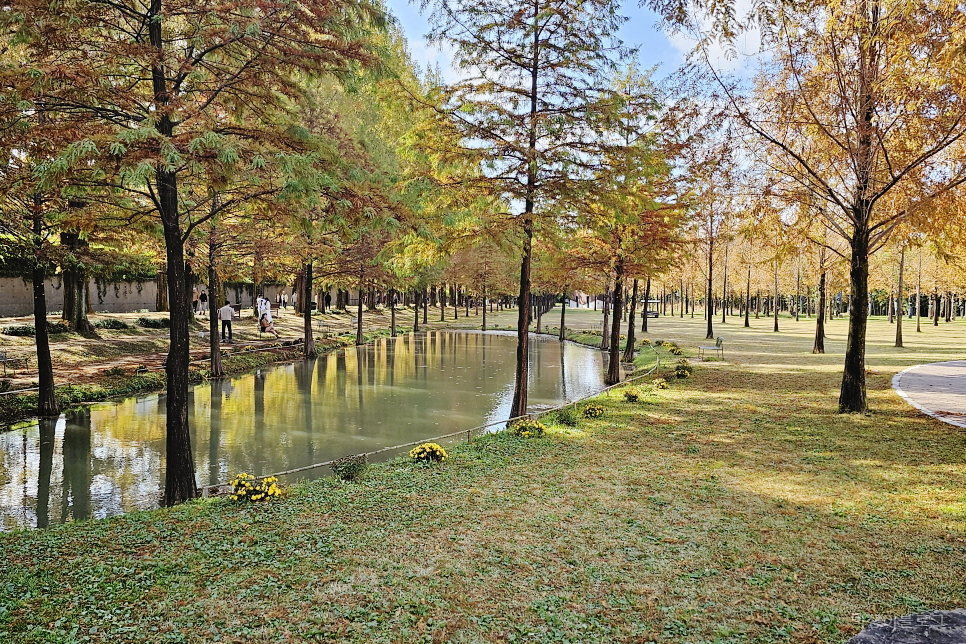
[0,332,614,530]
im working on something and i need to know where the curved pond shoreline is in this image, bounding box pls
[0,330,617,530]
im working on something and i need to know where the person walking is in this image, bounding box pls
[282,292,288,309]
[192,287,200,314]
[218,302,234,343]
[198,290,208,316]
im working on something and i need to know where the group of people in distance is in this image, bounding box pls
[197,292,284,344]
[191,287,209,315]
[255,295,280,339]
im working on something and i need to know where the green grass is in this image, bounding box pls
[2,313,966,643]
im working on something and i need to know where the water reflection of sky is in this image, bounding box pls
[0,331,615,530]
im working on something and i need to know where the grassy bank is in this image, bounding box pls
[2,315,965,643]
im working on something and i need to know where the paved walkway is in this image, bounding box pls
[892,360,966,429]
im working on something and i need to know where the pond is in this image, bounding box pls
[0,331,618,530]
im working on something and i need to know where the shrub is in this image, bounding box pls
[661,341,677,350]
[509,418,546,438]
[136,316,170,329]
[331,454,368,481]
[669,346,684,356]
[94,318,130,330]
[582,403,605,419]
[553,407,580,427]
[639,338,651,347]
[651,377,669,389]
[2,321,68,336]
[410,442,447,464]
[104,366,126,377]
[229,473,282,503]
[623,387,641,403]
[2,325,35,336]
[675,358,693,379]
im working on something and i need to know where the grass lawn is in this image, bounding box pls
[2,312,965,643]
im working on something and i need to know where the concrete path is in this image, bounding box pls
[892,360,966,429]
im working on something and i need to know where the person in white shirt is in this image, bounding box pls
[218,303,234,342]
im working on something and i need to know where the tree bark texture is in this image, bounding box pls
[33,205,58,418]
[606,274,623,385]
[508,217,533,420]
[895,247,905,348]
[838,227,870,413]
[622,278,638,363]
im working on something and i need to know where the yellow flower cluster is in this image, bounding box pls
[410,442,447,464]
[509,418,546,438]
[229,472,282,503]
[582,403,605,419]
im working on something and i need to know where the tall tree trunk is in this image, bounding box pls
[606,272,623,385]
[680,278,685,318]
[706,248,714,339]
[622,278,638,363]
[423,288,428,324]
[508,216,534,419]
[207,243,224,377]
[721,244,728,324]
[413,290,421,332]
[304,262,317,357]
[389,288,397,337]
[773,264,780,333]
[356,267,365,345]
[32,200,58,418]
[641,276,651,333]
[61,232,94,334]
[558,291,566,340]
[439,284,447,322]
[838,224,870,413]
[814,271,827,354]
[601,282,611,351]
[916,253,922,332]
[151,0,196,505]
[895,247,905,348]
[795,268,801,321]
[156,262,169,311]
[744,266,751,328]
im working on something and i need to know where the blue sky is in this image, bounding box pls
[384,0,692,81]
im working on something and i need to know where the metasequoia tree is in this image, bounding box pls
[722,0,966,412]
[426,0,634,418]
[8,0,385,504]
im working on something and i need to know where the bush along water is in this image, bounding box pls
[623,387,641,403]
[651,377,669,390]
[410,443,447,464]
[552,407,580,427]
[509,418,546,438]
[331,454,368,481]
[582,403,605,419]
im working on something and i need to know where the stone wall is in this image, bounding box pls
[0,277,163,317]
